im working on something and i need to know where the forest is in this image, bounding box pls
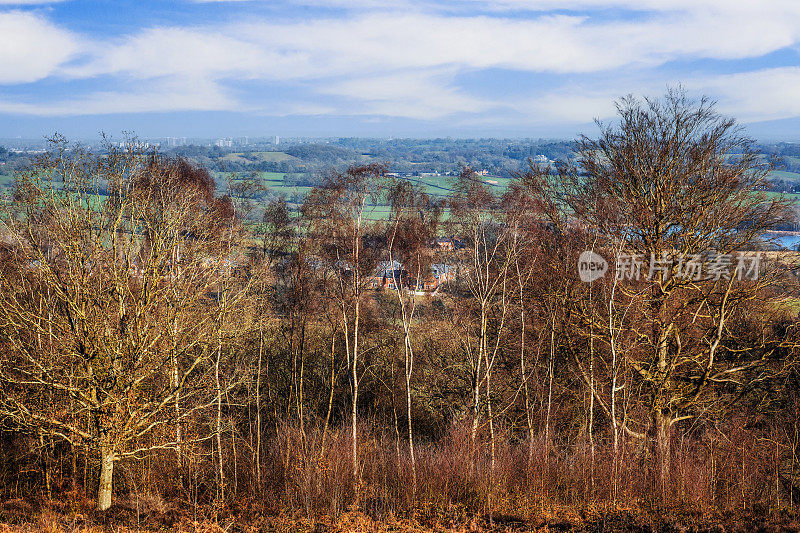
[0,92,799,532]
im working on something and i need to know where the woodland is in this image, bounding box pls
[0,92,799,532]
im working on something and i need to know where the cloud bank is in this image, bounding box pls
[1,0,800,134]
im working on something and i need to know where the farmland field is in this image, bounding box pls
[218,151,297,165]
[764,191,800,201]
[769,169,800,181]
[219,171,800,222]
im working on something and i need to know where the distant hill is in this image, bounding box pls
[219,151,298,165]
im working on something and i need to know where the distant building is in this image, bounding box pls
[433,237,453,251]
[431,236,464,250]
[164,137,188,147]
[368,260,403,290]
[367,260,453,293]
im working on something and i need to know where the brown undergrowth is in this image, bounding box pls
[1,496,798,533]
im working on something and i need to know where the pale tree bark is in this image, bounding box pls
[320,328,337,457]
[255,321,264,486]
[609,258,621,502]
[305,167,382,503]
[588,282,596,501]
[97,445,115,512]
[511,229,536,471]
[387,213,425,497]
[351,212,362,499]
[215,330,225,503]
[543,308,555,506]
[457,201,510,478]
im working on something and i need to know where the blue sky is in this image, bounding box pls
[2,0,800,140]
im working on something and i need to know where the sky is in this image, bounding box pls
[2,0,800,140]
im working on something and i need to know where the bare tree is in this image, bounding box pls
[303,164,385,500]
[449,167,512,483]
[565,89,794,499]
[386,178,440,497]
[0,138,242,511]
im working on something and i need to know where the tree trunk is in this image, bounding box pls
[255,322,263,486]
[321,331,336,456]
[173,348,182,491]
[97,447,115,511]
[352,298,360,501]
[588,302,595,500]
[40,434,51,500]
[470,307,486,476]
[653,408,671,501]
[520,299,534,472]
[405,341,417,497]
[543,312,555,505]
[215,334,225,502]
[352,377,359,497]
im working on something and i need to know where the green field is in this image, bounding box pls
[768,169,800,182]
[216,171,521,221]
[259,171,290,181]
[763,191,800,201]
[392,174,513,200]
[219,151,296,165]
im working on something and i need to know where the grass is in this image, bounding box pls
[763,191,800,201]
[259,171,291,182]
[219,151,296,164]
[0,173,14,189]
[215,171,513,222]
[214,171,296,183]
[267,186,314,199]
[406,174,513,196]
[768,169,800,182]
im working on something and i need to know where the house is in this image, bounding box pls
[368,260,453,293]
[431,263,454,283]
[414,263,453,291]
[367,260,405,290]
[432,237,454,251]
[432,236,465,250]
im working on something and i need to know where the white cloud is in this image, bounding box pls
[4,0,800,125]
[0,77,235,115]
[0,11,79,83]
[320,70,496,119]
[689,67,800,123]
[70,7,800,83]
[64,27,278,79]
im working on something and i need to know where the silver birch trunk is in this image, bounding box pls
[97,446,115,511]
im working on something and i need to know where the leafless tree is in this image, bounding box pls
[0,138,243,510]
[564,89,795,498]
[303,164,385,500]
[386,178,440,497]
